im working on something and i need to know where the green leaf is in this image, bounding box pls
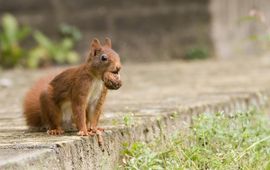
[27,47,47,68]
[59,23,82,41]
[266,161,270,170]
[2,14,18,44]
[33,31,53,51]
[61,38,73,50]
[17,26,31,41]
[66,51,79,64]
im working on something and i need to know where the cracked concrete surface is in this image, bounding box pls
[0,58,270,169]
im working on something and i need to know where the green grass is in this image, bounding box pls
[119,110,270,170]
[184,47,209,60]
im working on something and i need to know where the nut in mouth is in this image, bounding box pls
[103,71,122,90]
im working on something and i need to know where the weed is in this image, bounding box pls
[123,113,135,127]
[120,109,270,169]
[59,24,82,42]
[184,47,209,60]
[0,14,30,68]
[28,31,79,68]
[0,14,81,69]
[170,111,178,119]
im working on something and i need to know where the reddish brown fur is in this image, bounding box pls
[23,74,56,129]
[23,38,122,136]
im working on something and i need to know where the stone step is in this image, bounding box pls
[1,58,270,169]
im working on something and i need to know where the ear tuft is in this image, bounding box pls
[89,38,102,58]
[104,37,112,48]
[91,38,101,49]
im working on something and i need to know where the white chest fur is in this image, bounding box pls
[87,79,104,106]
[61,79,104,129]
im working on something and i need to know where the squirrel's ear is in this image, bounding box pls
[104,37,112,48]
[90,38,101,56]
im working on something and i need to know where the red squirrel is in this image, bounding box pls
[23,38,122,137]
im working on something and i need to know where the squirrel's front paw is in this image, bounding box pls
[88,127,104,133]
[47,129,64,135]
[77,130,94,136]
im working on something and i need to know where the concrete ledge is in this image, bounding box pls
[1,59,270,169]
[1,91,269,169]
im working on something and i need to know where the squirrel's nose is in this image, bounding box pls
[111,65,121,74]
[115,66,121,73]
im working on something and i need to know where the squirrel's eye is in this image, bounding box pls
[100,54,108,61]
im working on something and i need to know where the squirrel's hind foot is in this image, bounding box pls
[77,130,94,136]
[47,129,64,135]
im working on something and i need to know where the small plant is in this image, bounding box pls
[28,31,79,68]
[120,109,270,169]
[184,47,209,60]
[59,23,82,42]
[123,113,135,127]
[0,14,81,69]
[0,14,30,68]
[170,111,178,119]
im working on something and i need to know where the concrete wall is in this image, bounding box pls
[0,0,212,62]
[210,0,270,59]
[1,0,270,61]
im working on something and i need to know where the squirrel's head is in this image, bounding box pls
[86,38,122,90]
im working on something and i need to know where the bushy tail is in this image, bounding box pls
[23,74,55,130]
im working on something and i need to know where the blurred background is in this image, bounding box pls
[1,1,270,169]
[0,0,269,69]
